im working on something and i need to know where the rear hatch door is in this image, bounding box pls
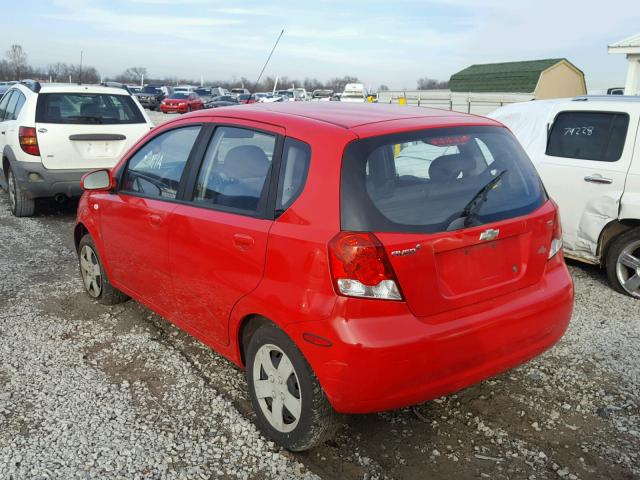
[340,125,552,317]
[35,91,150,170]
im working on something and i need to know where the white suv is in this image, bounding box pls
[491,96,640,298]
[0,81,153,216]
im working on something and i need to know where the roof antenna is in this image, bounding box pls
[254,29,284,92]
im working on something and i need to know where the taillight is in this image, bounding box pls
[329,232,402,300]
[548,204,563,259]
[19,127,40,156]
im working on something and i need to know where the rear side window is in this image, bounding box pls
[10,92,26,120]
[121,126,201,199]
[193,126,276,213]
[3,91,19,121]
[276,138,310,213]
[341,126,546,233]
[0,91,13,120]
[36,93,145,124]
[546,111,629,162]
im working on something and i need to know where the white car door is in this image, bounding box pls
[536,105,638,261]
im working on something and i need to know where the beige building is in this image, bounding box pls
[608,33,640,95]
[449,58,587,100]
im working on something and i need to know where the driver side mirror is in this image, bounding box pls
[81,169,116,192]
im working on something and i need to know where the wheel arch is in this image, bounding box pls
[237,314,273,367]
[598,218,640,265]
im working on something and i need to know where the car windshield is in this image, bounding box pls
[35,93,146,125]
[195,89,210,96]
[169,93,189,99]
[340,126,546,233]
[239,94,250,100]
[142,87,161,94]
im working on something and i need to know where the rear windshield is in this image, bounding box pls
[36,93,145,125]
[341,126,546,233]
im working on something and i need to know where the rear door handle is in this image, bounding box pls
[148,213,162,226]
[233,233,255,251]
[584,174,613,185]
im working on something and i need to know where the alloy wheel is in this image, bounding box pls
[616,240,640,298]
[79,245,103,298]
[252,344,302,433]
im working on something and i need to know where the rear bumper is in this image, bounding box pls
[287,257,574,414]
[10,160,91,198]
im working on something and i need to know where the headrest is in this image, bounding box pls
[428,154,475,182]
[81,102,99,117]
[223,145,270,179]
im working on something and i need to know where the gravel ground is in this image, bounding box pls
[0,113,638,479]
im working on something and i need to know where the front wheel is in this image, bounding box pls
[606,227,640,299]
[78,234,128,305]
[245,323,341,451]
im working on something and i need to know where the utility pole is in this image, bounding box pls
[255,29,284,92]
[79,50,83,83]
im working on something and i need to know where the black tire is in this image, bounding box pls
[245,322,341,451]
[78,234,128,305]
[605,227,640,298]
[187,106,192,113]
[7,166,35,217]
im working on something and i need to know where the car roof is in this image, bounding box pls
[186,102,501,131]
[37,83,132,96]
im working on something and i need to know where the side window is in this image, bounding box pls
[0,91,15,121]
[121,126,201,199]
[546,111,629,162]
[276,138,310,212]
[8,92,26,120]
[193,126,276,213]
[4,92,19,121]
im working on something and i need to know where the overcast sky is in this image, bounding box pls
[4,0,640,90]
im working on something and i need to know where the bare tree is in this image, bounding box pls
[6,44,28,80]
[416,77,448,90]
[378,84,389,91]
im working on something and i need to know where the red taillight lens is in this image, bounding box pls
[19,127,40,156]
[329,232,403,300]
[549,202,563,259]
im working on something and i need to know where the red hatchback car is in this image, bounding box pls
[75,103,574,451]
[159,92,204,114]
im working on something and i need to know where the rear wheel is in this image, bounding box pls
[187,105,192,113]
[78,234,128,305]
[606,227,640,299]
[245,322,341,451]
[7,166,35,217]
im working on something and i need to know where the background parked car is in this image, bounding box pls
[205,95,239,109]
[230,87,250,96]
[0,81,153,216]
[160,92,204,113]
[311,89,333,101]
[491,96,640,298]
[135,85,165,110]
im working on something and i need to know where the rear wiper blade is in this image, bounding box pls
[460,169,508,227]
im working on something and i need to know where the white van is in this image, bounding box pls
[491,96,640,298]
[340,83,367,103]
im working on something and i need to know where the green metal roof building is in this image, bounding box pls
[449,59,586,99]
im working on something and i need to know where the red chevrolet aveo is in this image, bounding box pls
[75,103,573,450]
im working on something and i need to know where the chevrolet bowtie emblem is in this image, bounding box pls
[479,228,500,241]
